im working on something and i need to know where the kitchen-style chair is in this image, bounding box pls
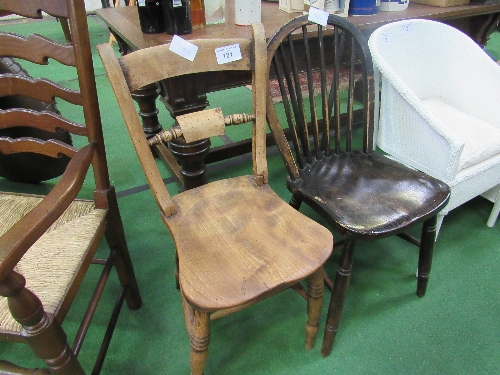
[0,0,142,373]
[99,23,333,375]
[368,19,500,233]
[265,14,450,356]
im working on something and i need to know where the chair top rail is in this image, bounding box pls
[120,38,254,92]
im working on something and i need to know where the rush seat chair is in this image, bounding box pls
[0,0,142,373]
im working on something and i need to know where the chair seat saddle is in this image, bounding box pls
[0,193,106,337]
[169,175,333,311]
[288,151,450,238]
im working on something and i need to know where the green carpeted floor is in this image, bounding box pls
[1,15,499,375]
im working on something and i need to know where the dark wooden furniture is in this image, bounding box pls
[0,56,73,183]
[97,1,500,190]
[0,0,142,373]
[99,23,334,374]
[265,15,451,357]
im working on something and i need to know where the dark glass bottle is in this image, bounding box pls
[137,0,165,34]
[163,0,192,35]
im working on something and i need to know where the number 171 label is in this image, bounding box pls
[215,44,242,65]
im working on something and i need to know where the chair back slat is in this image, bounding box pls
[303,26,322,161]
[0,0,69,18]
[345,36,356,153]
[0,75,82,106]
[0,138,78,159]
[288,32,312,164]
[0,33,76,67]
[0,109,87,136]
[272,49,304,170]
[318,27,331,158]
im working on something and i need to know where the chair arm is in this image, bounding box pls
[377,78,463,182]
[0,142,96,281]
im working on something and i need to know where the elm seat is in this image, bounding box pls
[171,175,331,311]
[368,19,500,233]
[99,22,333,375]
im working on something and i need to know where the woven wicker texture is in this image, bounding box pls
[368,19,500,232]
[0,193,106,334]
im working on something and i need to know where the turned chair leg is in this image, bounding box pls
[305,266,325,349]
[190,310,210,375]
[321,238,356,357]
[417,216,438,298]
[1,271,85,375]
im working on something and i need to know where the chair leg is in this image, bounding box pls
[175,250,180,290]
[435,213,444,239]
[417,216,437,298]
[1,271,85,375]
[321,238,356,357]
[305,266,325,349]
[487,194,500,227]
[102,187,142,310]
[289,194,302,210]
[190,310,211,375]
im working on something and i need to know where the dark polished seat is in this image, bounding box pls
[265,14,451,356]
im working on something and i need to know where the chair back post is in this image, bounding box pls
[66,0,112,198]
[251,23,269,186]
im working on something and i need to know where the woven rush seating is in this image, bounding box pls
[0,194,105,336]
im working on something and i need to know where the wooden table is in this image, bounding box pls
[97,1,500,189]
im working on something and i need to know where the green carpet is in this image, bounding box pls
[0,15,499,375]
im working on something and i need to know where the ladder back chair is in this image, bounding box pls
[99,23,333,375]
[0,0,142,373]
[265,15,451,357]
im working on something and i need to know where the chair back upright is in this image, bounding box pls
[266,14,375,180]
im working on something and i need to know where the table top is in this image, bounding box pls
[97,1,500,51]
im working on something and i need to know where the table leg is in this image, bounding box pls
[168,138,211,191]
[158,76,212,190]
[130,83,163,139]
[445,13,500,47]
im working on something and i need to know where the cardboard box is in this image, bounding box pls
[410,0,469,7]
[279,0,305,12]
